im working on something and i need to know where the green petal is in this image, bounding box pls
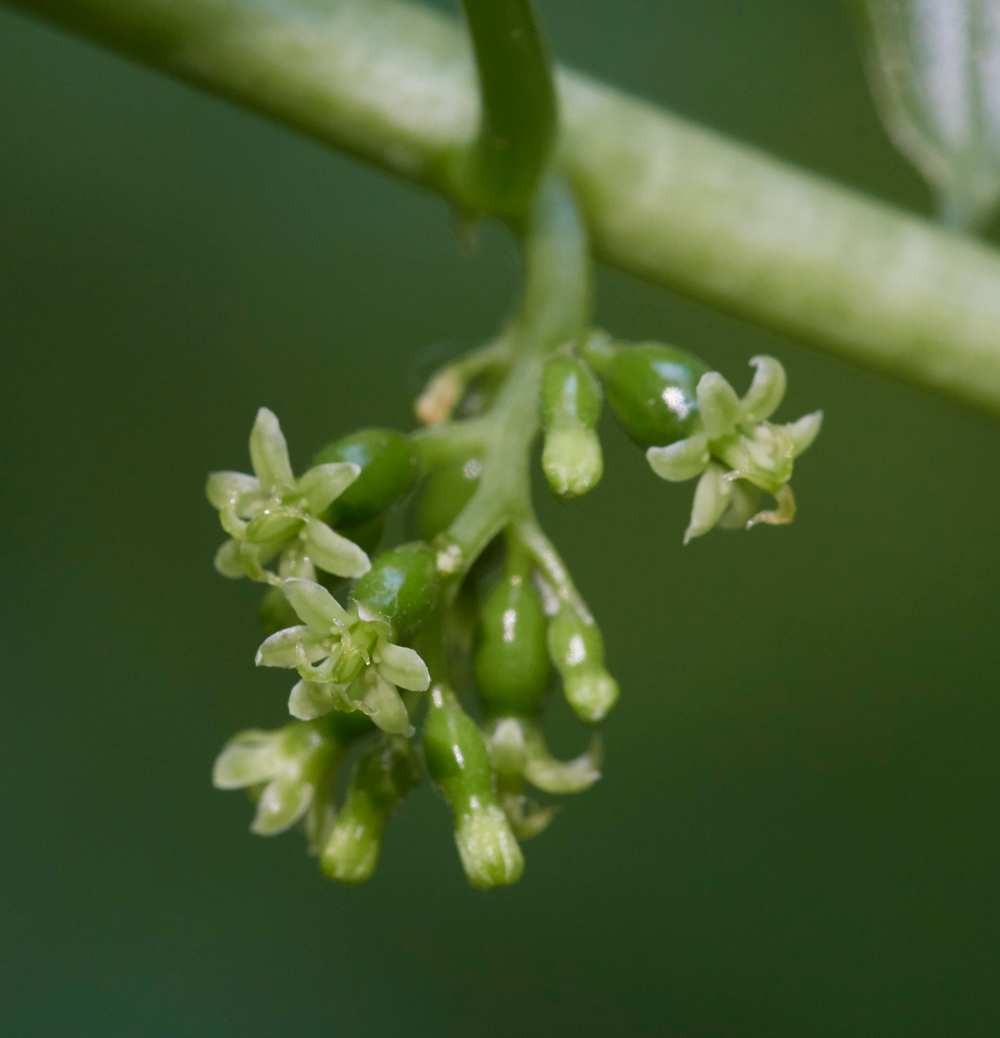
[786,410,823,458]
[219,506,248,540]
[697,372,742,440]
[717,478,762,529]
[374,642,430,692]
[297,462,361,516]
[288,679,346,720]
[646,433,710,482]
[683,462,732,544]
[212,729,281,789]
[523,730,602,795]
[213,539,245,579]
[255,625,322,668]
[206,470,260,511]
[248,407,295,491]
[359,672,413,737]
[500,793,559,841]
[277,544,317,582]
[245,506,303,544]
[250,776,313,835]
[283,577,351,632]
[740,355,787,425]
[748,483,797,528]
[303,518,371,579]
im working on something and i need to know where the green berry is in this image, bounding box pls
[320,737,420,884]
[416,456,482,540]
[351,542,440,634]
[474,574,551,717]
[312,428,418,528]
[423,687,524,889]
[604,343,710,448]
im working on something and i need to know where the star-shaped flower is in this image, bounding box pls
[255,577,431,737]
[646,356,822,543]
[207,407,371,584]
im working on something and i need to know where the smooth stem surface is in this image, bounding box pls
[457,0,556,217]
[9,0,1000,416]
[434,177,591,574]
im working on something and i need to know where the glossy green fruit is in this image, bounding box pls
[604,343,710,448]
[351,542,440,633]
[312,428,418,528]
[416,456,482,540]
[474,575,551,716]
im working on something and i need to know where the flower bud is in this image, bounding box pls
[474,574,551,717]
[547,602,619,723]
[423,687,524,889]
[540,355,603,499]
[320,737,420,884]
[312,428,418,528]
[351,542,441,635]
[603,342,710,448]
[416,456,482,540]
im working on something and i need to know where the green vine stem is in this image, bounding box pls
[455,0,556,218]
[8,0,1000,416]
[414,174,592,578]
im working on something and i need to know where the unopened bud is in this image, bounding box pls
[423,686,524,889]
[547,602,619,723]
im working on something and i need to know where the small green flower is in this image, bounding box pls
[255,577,430,737]
[207,407,371,584]
[645,356,822,543]
[212,718,344,844]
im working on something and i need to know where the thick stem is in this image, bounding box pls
[456,0,556,218]
[9,0,1000,416]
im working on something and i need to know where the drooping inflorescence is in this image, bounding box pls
[207,324,821,889]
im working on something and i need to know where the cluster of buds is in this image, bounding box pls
[207,329,820,889]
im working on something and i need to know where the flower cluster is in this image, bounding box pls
[206,335,821,890]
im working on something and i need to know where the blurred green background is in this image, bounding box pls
[2,1,999,1035]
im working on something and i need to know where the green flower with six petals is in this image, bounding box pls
[646,356,822,543]
[256,577,431,737]
[207,407,371,584]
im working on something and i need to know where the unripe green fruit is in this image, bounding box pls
[351,542,440,633]
[417,456,482,540]
[312,428,418,528]
[474,575,551,717]
[604,343,710,448]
